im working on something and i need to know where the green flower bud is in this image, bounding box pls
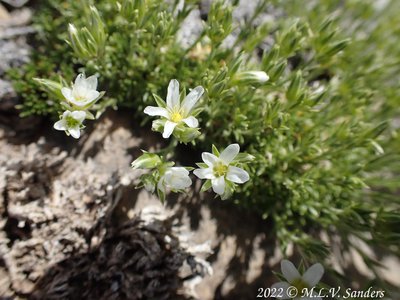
[173,126,201,144]
[68,23,90,58]
[67,5,107,59]
[33,78,64,100]
[233,71,269,86]
[131,152,162,169]
[140,173,156,193]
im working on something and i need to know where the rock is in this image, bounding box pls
[0,4,32,120]
[1,0,30,8]
[0,4,10,21]
[0,110,211,298]
[0,38,31,75]
[0,79,17,110]
[31,217,190,300]
[0,7,31,27]
[178,9,203,48]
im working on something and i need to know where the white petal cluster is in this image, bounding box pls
[61,73,100,108]
[54,73,103,139]
[158,167,192,193]
[271,260,324,300]
[193,144,249,195]
[144,79,204,138]
[137,79,253,201]
[53,110,86,139]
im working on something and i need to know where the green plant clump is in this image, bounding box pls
[9,0,400,293]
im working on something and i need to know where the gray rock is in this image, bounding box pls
[0,5,32,114]
[0,79,17,110]
[0,38,30,75]
[1,0,29,8]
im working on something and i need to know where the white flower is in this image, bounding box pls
[144,79,204,138]
[271,260,324,300]
[53,110,86,139]
[193,144,249,195]
[158,167,192,193]
[61,73,100,108]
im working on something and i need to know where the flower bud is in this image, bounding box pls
[68,23,77,34]
[33,78,63,100]
[67,5,107,59]
[88,6,106,55]
[140,174,156,193]
[68,23,89,58]
[131,152,162,169]
[233,71,269,86]
[174,126,201,144]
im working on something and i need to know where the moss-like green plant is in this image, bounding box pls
[9,0,400,294]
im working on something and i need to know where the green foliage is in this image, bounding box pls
[7,0,76,118]
[9,0,400,291]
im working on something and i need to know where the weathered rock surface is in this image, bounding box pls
[1,1,399,300]
[0,108,277,299]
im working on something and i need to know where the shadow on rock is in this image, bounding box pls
[31,217,190,300]
[164,184,279,300]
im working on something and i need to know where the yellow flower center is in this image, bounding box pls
[73,90,86,101]
[213,162,228,177]
[171,111,183,123]
[291,278,310,293]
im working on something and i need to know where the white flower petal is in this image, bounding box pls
[68,127,81,139]
[85,90,100,103]
[302,263,324,287]
[144,106,169,118]
[74,73,86,88]
[254,71,269,82]
[68,91,99,107]
[181,86,204,114]
[71,111,86,122]
[202,152,219,167]
[62,111,71,118]
[182,116,199,128]
[85,75,98,90]
[162,120,177,138]
[179,177,192,189]
[281,260,301,283]
[164,167,192,189]
[166,79,180,109]
[219,143,240,164]
[53,120,66,131]
[193,168,214,179]
[169,167,189,176]
[68,99,86,107]
[211,176,225,195]
[270,282,291,299]
[226,166,249,183]
[61,87,73,102]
